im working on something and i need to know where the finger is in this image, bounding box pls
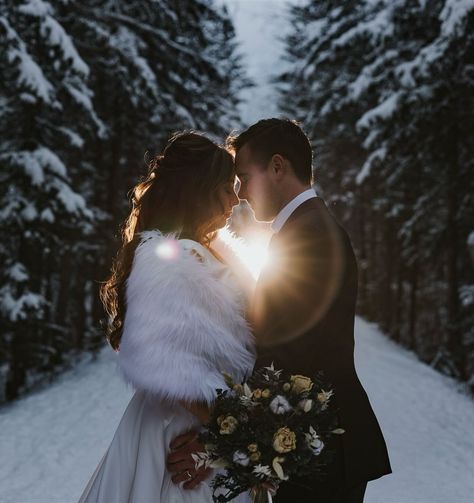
[183,469,211,489]
[170,430,197,450]
[167,460,194,474]
[171,472,194,485]
[167,450,189,466]
[183,477,201,490]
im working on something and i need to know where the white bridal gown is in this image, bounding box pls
[79,231,255,503]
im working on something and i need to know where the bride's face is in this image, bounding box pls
[214,178,239,228]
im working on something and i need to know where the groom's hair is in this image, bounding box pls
[226,118,313,184]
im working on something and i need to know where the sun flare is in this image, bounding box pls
[218,227,271,280]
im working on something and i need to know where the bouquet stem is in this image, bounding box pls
[251,487,270,503]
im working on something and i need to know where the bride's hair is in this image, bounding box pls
[100,131,235,350]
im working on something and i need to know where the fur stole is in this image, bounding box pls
[118,230,255,404]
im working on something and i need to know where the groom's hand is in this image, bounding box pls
[167,430,212,489]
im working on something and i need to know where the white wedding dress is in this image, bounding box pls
[79,231,255,503]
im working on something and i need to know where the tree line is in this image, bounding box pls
[280,0,474,388]
[0,0,247,402]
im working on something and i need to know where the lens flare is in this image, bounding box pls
[155,239,180,261]
[218,227,270,280]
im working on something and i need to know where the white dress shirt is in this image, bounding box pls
[271,187,317,233]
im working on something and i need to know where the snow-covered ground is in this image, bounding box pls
[1,317,473,503]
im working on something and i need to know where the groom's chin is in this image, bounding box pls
[247,205,266,223]
[252,210,273,224]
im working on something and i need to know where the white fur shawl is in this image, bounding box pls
[118,230,255,404]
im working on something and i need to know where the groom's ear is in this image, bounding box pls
[270,154,286,180]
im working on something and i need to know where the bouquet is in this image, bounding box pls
[193,364,344,502]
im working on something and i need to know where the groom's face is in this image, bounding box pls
[235,144,280,222]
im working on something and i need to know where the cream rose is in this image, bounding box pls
[290,374,313,394]
[273,427,297,453]
[219,415,238,435]
[252,388,262,399]
[261,388,271,398]
[247,443,259,453]
[249,451,261,462]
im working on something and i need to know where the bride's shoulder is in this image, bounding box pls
[132,231,213,279]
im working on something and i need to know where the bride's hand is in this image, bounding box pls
[167,430,212,489]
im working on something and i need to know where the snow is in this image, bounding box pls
[356,146,387,185]
[53,181,91,216]
[357,92,402,130]
[18,0,89,76]
[40,207,55,222]
[6,147,66,185]
[0,287,44,321]
[468,231,474,246]
[58,127,85,148]
[0,16,54,103]
[355,318,474,503]
[40,15,90,77]
[110,26,159,98]
[1,318,473,502]
[440,0,474,36]
[459,284,474,306]
[35,146,67,177]
[3,148,92,217]
[6,263,29,282]
[21,203,39,221]
[332,5,396,48]
[17,0,53,17]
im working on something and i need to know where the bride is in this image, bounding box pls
[79,132,255,502]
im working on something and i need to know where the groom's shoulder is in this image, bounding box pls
[285,197,341,236]
[283,198,355,258]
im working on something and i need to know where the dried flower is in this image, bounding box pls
[247,443,259,453]
[317,389,333,410]
[249,451,261,462]
[290,375,313,394]
[298,398,314,413]
[304,426,325,455]
[252,388,263,399]
[219,415,238,435]
[252,464,272,478]
[273,427,297,453]
[261,388,271,398]
[233,451,250,467]
[272,456,289,480]
[233,383,244,395]
[270,395,292,415]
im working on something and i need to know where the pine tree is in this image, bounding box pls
[280,0,474,384]
[0,0,105,399]
[0,0,248,402]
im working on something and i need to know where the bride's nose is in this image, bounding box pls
[229,190,239,207]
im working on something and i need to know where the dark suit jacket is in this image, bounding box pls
[253,197,391,495]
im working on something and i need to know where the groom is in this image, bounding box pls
[168,118,391,501]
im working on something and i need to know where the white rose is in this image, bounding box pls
[270,395,292,415]
[232,450,250,467]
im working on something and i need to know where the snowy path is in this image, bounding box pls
[1,317,473,503]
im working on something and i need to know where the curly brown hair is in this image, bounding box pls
[100,131,235,350]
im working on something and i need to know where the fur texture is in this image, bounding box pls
[118,230,255,404]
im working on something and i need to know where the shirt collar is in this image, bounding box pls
[271,188,317,233]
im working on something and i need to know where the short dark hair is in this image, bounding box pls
[227,118,313,184]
